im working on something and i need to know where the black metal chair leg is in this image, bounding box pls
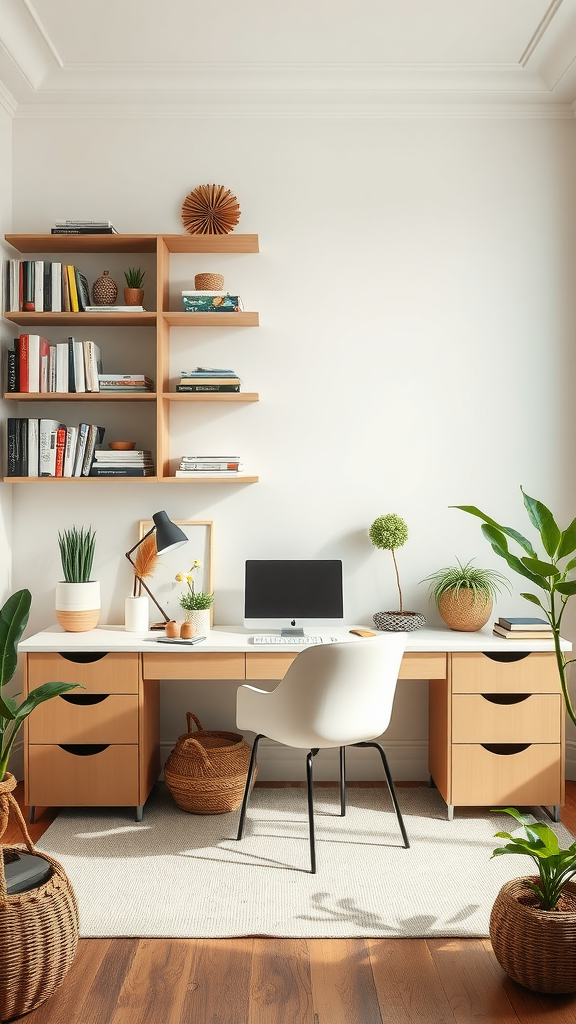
[339,746,346,816]
[236,733,263,840]
[306,749,318,873]
[354,741,410,848]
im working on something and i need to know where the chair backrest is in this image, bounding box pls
[260,634,407,748]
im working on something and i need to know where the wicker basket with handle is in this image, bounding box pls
[0,772,79,1021]
[164,712,256,814]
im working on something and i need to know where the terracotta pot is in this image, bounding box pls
[124,288,144,306]
[490,877,576,993]
[438,589,492,632]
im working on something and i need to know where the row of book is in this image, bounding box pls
[50,220,118,235]
[7,418,104,477]
[181,291,244,313]
[6,335,102,393]
[5,261,91,314]
[176,367,241,393]
[175,455,244,478]
[493,616,553,639]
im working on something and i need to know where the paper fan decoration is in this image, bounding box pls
[181,184,241,235]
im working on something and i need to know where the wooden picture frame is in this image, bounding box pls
[137,519,214,624]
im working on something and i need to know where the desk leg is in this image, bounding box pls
[135,805,144,822]
[447,805,454,821]
[29,806,35,825]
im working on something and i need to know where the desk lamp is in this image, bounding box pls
[125,510,187,626]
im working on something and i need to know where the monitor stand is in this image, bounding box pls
[281,627,305,637]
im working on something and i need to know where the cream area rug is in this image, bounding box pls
[35,784,574,939]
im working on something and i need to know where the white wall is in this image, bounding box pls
[8,112,576,779]
[0,102,13,603]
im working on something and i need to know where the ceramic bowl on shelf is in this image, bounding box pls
[109,441,136,451]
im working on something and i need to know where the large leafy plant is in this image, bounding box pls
[492,807,576,911]
[454,487,576,726]
[0,589,81,780]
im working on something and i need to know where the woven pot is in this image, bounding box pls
[438,589,492,632]
[0,773,79,1021]
[490,877,576,993]
[92,270,118,305]
[124,287,144,306]
[164,712,256,814]
[373,611,426,632]
[195,273,224,290]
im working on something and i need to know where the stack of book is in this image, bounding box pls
[176,367,241,393]
[50,220,118,235]
[175,456,243,478]
[82,305,146,313]
[97,374,155,393]
[7,418,105,477]
[493,616,554,639]
[181,291,243,312]
[5,260,91,313]
[90,450,155,478]
[6,336,102,393]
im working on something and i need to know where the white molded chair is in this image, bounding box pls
[236,634,409,872]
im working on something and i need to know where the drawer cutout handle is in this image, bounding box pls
[58,744,110,756]
[58,652,109,665]
[481,652,532,664]
[481,743,531,756]
[60,694,109,706]
[481,693,530,705]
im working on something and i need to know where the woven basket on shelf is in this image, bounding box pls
[0,773,79,1021]
[164,712,256,814]
[489,876,576,993]
[194,272,224,290]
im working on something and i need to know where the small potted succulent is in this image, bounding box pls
[421,558,510,631]
[369,513,426,631]
[123,267,145,306]
[175,561,214,637]
[55,526,99,632]
[489,807,576,993]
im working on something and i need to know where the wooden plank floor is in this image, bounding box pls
[6,781,576,1024]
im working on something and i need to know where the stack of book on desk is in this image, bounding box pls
[51,220,118,235]
[90,450,155,477]
[493,616,554,639]
[176,368,241,393]
[175,456,243,478]
[97,374,154,393]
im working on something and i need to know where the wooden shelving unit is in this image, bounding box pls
[3,233,260,483]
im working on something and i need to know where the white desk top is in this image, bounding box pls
[18,624,572,654]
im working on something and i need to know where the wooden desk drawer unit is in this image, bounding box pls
[28,744,140,806]
[28,694,139,744]
[451,651,559,693]
[451,743,562,807]
[451,693,561,744]
[27,652,139,694]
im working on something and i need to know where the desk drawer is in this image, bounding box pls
[28,744,139,806]
[399,652,446,680]
[451,742,561,806]
[142,652,245,680]
[452,693,561,743]
[246,653,297,679]
[27,652,139,694]
[451,652,559,694]
[28,694,139,744]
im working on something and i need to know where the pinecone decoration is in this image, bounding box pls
[92,270,118,305]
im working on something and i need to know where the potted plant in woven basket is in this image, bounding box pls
[123,266,145,306]
[489,807,576,993]
[369,513,426,631]
[0,589,82,1020]
[421,558,510,631]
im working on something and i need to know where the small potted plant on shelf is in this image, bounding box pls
[421,558,510,631]
[55,526,100,632]
[123,267,145,306]
[176,562,214,638]
[369,513,426,631]
[489,807,576,993]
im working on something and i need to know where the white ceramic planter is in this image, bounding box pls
[184,608,211,636]
[125,595,150,632]
[55,581,100,632]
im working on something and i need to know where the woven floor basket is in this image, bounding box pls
[490,877,576,993]
[164,712,256,814]
[0,773,79,1021]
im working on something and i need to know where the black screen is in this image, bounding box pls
[244,560,343,619]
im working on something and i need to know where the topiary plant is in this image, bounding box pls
[369,513,409,613]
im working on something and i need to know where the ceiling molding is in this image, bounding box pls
[0,78,17,118]
[0,0,61,90]
[520,0,564,65]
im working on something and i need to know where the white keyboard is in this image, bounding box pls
[251,634,323,645]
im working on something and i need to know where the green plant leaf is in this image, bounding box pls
[521,557,560,577]
[563,557,576,574]
[520,592,545,608]
[0,695,17,720]
[481,526,551,591]
[521,488,561,558]
[0,589,31,690]
[13,682,84,723]
[451,506,537,557]
[558,518,576,559]
[554,580,576,596]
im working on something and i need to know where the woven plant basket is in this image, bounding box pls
[164,712,256,814]
[195,273,224,290]
[373,610,426,632]
[489,877,576,993]
[438,589,492,632]
[0,773,79,1021]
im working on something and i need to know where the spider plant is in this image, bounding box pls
[124,267,145,289]
[58,526,96,583]
[422,559,510,606]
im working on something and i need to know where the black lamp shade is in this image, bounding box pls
[152,511,188,555]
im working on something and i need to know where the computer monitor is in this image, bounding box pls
[244,559,344,634]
